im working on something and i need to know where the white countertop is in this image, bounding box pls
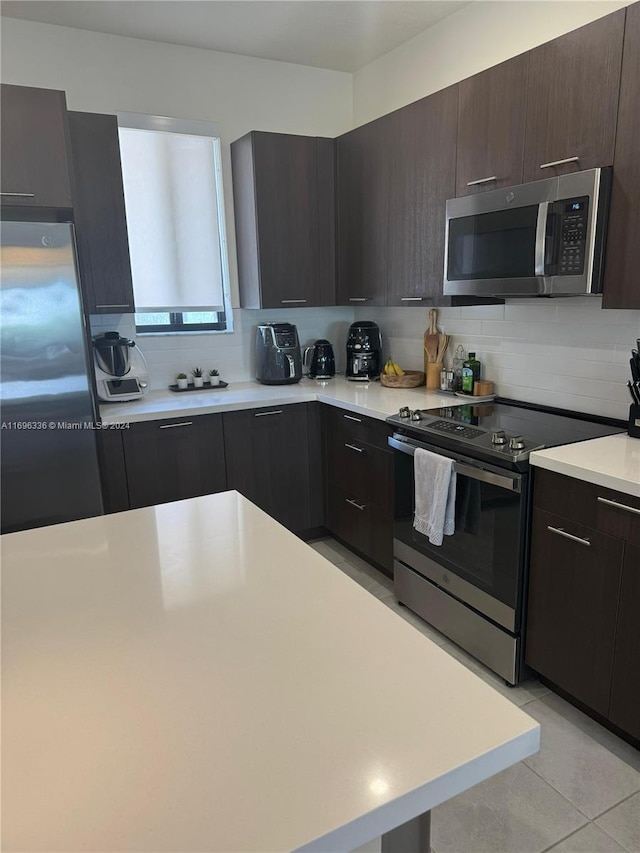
[99,376,463,424]
[530,433,640,498]
[2,492,539,853]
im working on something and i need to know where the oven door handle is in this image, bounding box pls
[388,435,521,492]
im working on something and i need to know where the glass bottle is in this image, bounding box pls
[461,352,481,393]
[452,345,465,391]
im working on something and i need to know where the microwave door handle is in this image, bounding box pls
[535,201,550,276]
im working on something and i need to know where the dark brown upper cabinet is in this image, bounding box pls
[67,112,135,314]
[387,86,458,306]
[456,54,528,196]
[1,84,73,209]
[603,2,640,310]
[231,131,335,309]
[523,11,625,181]
[336,114,393,306]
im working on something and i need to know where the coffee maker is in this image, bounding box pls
[93,332,149,402]
[346,321,382,381]
[255,323,302,385]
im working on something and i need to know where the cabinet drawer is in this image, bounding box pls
[533,469,640,546]
[323,404,391,451]
[326,432,392,510]
[525,507,624,716]
[326,482,393,573]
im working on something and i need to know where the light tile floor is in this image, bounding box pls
[308,537,640,853]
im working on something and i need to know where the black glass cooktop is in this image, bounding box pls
[386,398,625,467]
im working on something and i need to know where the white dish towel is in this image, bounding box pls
[413,447,457,546]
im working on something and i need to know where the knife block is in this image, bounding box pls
[628,404,640,438]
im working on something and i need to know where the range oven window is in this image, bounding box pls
[448,206,538,280]
[394,448,526,618]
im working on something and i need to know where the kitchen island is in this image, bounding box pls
[2,491,539,852]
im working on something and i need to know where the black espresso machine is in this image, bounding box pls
[346,321,382,381]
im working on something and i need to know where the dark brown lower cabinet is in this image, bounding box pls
[222,402,321,534]
[526,469,639,743]
[609,544,640,740]
[525,507,623,716]
[122,414,227,509]
[322,406,393,575]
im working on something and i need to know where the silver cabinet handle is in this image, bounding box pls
[547,526,591,547]
[159,421,193,429]
[348,297,370,302]
[95,303,131,309]
[345,443,364,453]
[466,176,497,186]
[1,191,36,197]
[343,414,362,423]
[597,496,640,516]
[540,156,579,170]
[346,499,366,511]
[254,410,283,417]
[280,299,308,304]
[400,297,425,301]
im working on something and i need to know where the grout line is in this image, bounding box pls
[593,788,640,822]
[523,762,594,823]
[538,822,594,853]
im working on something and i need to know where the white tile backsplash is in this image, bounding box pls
[89,298,639,420]
[355,298,640,421]
[90,306,355,390]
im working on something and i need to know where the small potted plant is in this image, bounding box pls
[209,368,221,387]
[192,367,204,388]
[176,372,189,390]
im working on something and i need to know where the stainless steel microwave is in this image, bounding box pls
[443,168,611,298]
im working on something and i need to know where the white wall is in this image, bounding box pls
[353,0,633,125]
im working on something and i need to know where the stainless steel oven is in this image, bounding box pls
[443,167,611,298]
[386,398,624,686]
[389,433,530,685]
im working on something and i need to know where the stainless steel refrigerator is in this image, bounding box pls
[1,221,103,533]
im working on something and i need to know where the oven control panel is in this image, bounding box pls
[557,197,588,276]
[429,420,484,440]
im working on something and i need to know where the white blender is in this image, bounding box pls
[93,332,149,402]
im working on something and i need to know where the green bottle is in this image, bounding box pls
[461,352,481,393]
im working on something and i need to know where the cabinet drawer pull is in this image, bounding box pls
[280,299,308,304]
[1,191,36,198]
[597,496,640,515]
[343,414,362,423]
[159,421,193,429]
[345,443,364,453]
[254,410,283,417]
[540,156,579,170]
[346,498,366,511]
[95,303,131,309]
[466,176,497,186]
[547,525,591,547]
[348,297,370,302]
[400,297,425,301]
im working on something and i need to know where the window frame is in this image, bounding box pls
[117,112,233,335]
[135,311,228,334]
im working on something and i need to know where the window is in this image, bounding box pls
[117,115,232,333]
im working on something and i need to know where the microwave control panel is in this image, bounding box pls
[557,197,588,275]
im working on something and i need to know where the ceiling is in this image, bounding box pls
[0,1,470,72]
